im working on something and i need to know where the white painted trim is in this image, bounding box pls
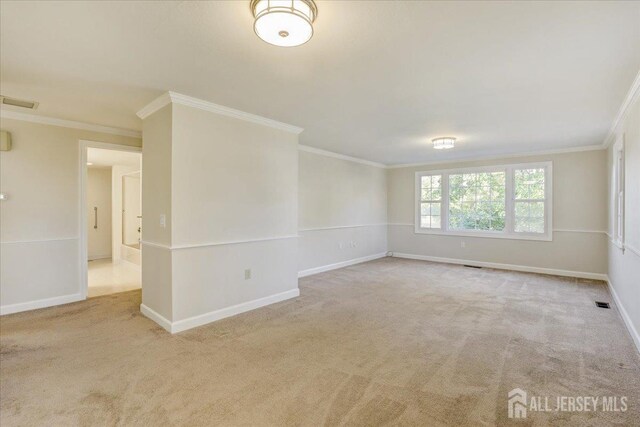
[300,141,606,170]
[141,234,298,251]
[299,224,387,232]
[298,253,388,278]
[298,145,386,168]
[78,139,142,152]
[0,110,141,138]
[140,303,173,333]
[88,254,112,261]
[389,223,607,235]
[136,92,304,134]
[0,293,83,316]
[139,240,171,250]
[135,92,172,120]
[391,252,607,281]
[387,144,604,169]
[0,237,79,244]
[142,289,301,334]
[602,68,640,148]
[606,278,640,354]
[625,244,640,258]
[552,229,608,235]
[79,140,143,300]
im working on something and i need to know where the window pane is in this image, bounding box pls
[515,168,546,234]
[420,200,442,229]
[448,171,505,231]
[420,174,442,202]
[515,168,545,200]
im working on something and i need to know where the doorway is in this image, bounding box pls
[80,141,142,298]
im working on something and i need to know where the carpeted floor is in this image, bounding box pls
[1,258,639,426]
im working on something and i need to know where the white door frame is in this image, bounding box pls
[79,140,142,299]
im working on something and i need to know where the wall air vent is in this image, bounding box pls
[0,95,39,110]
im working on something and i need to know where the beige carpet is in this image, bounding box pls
[1,258,639,426]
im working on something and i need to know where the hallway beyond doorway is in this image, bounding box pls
[88,258,141,298]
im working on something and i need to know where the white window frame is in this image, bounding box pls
[612,136,625,250]
[414,161,552,241]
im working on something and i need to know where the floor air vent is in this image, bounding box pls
[595,301,610,309]
[463,265,482,269]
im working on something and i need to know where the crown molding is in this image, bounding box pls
[602,68,640,149]
[386,144,605,169]
[135,92,172,120]
[298,144,387,168]
[136,91,304,135]
[0,109,141,138]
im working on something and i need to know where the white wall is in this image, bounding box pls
[122,173,141,246]
[607,89,640,351]
[111,164,139,262]
[387,149,608,277]
[87,167,112,260]
[298,150,388,275]
[140,99,299,331]
[141,104,173,321]
[0,118,141,314]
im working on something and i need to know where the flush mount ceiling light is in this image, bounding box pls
[432,137,456,150]
[251,0,318,47]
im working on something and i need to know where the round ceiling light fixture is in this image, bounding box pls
[432,137,456,150]
[251,0,318,47]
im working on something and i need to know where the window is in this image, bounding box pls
[415,162,552,240]
[612,137,625,249]
[419,175,442,229]
[514,168,545,233]
[449,171,505,232]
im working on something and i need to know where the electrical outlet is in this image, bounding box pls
[159,214,166,228]
[339,242,343,249]
[244,269,251,280]
[461,241,466,248]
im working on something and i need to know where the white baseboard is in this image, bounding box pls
[141,288,300,334]
[140,303,173,333]
[606,278,640,354]
[391,252,608,281]
[298,252,388,278]
[0,293,84,316]
[88,254,111,261]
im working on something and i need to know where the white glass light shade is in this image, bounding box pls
[251,0,317,47]
[432,137,456,150]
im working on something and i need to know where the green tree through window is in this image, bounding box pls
[449,172,506,231]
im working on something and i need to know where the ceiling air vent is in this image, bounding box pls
[0,95,39,110]
[595,301,610,309]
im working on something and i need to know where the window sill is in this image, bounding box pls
[414,227,553,242]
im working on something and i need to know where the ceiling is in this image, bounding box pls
[1,1,639,165]
[87,148,141,169]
